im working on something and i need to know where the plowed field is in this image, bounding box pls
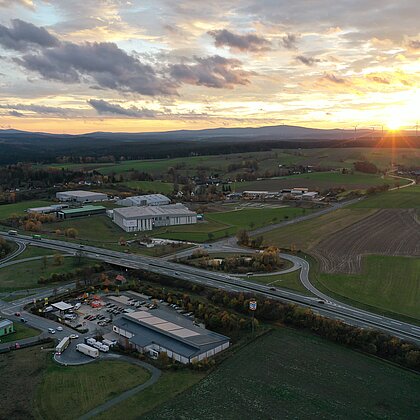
[313,209,420,273]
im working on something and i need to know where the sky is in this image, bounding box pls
[0,0,419,134]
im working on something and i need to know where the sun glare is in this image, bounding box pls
[387,119,403,131]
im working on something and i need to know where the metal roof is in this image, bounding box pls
[114,203,195,219]
[122,194,170,205]
[59,205,106,214]
[51,301,74,311]
[57,190,107,197]
[0,319,13,329]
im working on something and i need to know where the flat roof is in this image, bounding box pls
[57,190,107,197]
[0,319,13,329]
[123,194,170,202]
[114,308,229,358]
[114,204,195,219]
[51,301,73,311]
[59,205,106,214]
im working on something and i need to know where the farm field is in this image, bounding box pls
[312,209,420,273]
[262,208,375,251]
[0,322,39,343]
[155,207,310,242]
[35,360,150,420]
[97,370,206,420]
[0,200,52,220]
[120,180,175,194]
[146,328,420,419]
[236,171,399,193]
[0,256,94,292]
[317,255,420,321]
[350,185,420,208]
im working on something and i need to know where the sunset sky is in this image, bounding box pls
[0,0,419,133]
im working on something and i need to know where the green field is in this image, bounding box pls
[350,185,420,208]
[262,208,375,251]
[146,328,420,419]
[155,207,311,242]
[97,370,206,420]
[0,200,52,220]
[317,255,420,321]
[0,256,94,292]
[11,245,55,261]
[120,180,175,194]
[35,360,150,420]
[0,322,39,344]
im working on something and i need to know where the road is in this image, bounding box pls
[1,231,419,345]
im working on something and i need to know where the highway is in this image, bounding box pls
[1,231,419,345]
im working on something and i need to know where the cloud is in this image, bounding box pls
[16,40,178,95]
[321,73,346,84]
[408,39,420,49]
[169,55,254,89]
[296,55,321,66]
[369,76,390,84]
[281,33,298,50]
[208,29,271,52]
[88,99,157,118]
[0,103,73,116]
[0,19,59,51]
[0,0,34,9]
[8,110,24,117]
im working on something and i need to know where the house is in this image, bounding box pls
[0,319,15,337]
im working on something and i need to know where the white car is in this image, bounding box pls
[56,326,63,331]
[48,328,56,334]
[69,334,79,339]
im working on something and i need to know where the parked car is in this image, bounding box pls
[48,328,56,334]
[69,334,79,339]
[56,326,63,331]
[14,312,21,317]
[20,317,28,323]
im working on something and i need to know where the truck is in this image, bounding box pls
[76,343,99,358]
[32,234,42,240]
[7,230,17,235]
[55,336,70,355]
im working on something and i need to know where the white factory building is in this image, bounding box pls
[56,190,108,203]
[112,203,197,232]
[117,194,171,207]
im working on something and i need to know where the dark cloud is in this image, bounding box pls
[208,29,271,52]
[408,39,420,49]
[16,40,178,95]
[88,99,157,118]
[281,33,298,50]
[8,110,24,117]
[0,19,59,51]
[170,55,253,88]
[0,103,73,116]
[321,73,346,84]
[296,55,321,66]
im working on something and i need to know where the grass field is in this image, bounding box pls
[146,328,420,419]
[262,208,375,250]
[0,322,39,343]
[97,370,206,420]
[35,360,150,420]
[350,185,420,208]
[11,245,55,260]
[0,256,94,292]
[120,180,175,194]
[317,255,420,321]
[0,200,52,220]
[155,207,311,242]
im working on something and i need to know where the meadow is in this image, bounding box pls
[350,185,420,208]
[119,180,175,194]
[0,322,39,344]
[146,328,420,419]
[0,200,52,220]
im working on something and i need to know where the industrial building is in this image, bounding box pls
[112,203,197,232]
[57,205,106,219]
[27,204,69,214]
[0,319,14,337]
[56,190,108,203]
[117,194,171,207]
[113,309,230,364]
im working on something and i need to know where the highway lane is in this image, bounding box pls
[1,231,419,345]
[0,239,26,265]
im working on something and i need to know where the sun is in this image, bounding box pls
[387,118,403,131]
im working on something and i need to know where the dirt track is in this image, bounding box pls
[312,209,420,274]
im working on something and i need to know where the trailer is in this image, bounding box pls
[7,230,17,235]
[76,343,99,358]
[55,336,70,355]
[86,337,97,346]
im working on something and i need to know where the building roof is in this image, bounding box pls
[114,203,195,220]
[121,194,170,205]
[59,205,106,215]
[51,301,74,311]
[114,308,229,358]
[57,190,107,197]
[0,319,13,329]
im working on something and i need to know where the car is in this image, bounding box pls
[269,287,276,291]
[14,312,21,317]
[20,317,28,323]
[48,328,56,334]
[69,334,79,339]
[174,271,179,276]
[56,326,63,331]
[84,314,90,319]
[317,300,326,304]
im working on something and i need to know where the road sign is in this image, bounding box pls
[249,300,257,311]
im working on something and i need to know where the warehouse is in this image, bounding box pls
[0,319,14,337]
[113,309,230,364]
[27,204,68,214]
[112,203,197,232]
[57,205,106,219]
[117,194,171,207]
[56,190,108,203]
